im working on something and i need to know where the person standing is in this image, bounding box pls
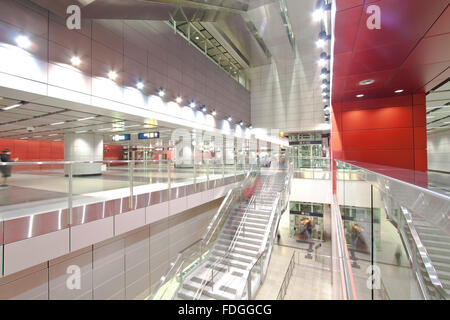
[0,149,13,187]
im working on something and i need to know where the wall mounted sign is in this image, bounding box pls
[138,132,160,139]
[112,134,130,142]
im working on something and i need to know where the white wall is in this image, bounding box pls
[427,128,450,173]
[0,199,219,300]
[250,56,330,132]
[0,0,251,124]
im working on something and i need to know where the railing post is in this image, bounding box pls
[247,273,252,299]
[130,160,134,210]
[68,162,73,225]
[168,160,171,201]
[194,162,197,192]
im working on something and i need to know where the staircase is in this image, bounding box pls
[175,171,287,300]
[408,214,450,297]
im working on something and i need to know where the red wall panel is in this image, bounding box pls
[0,139,65,161]
[341,106,413,131]
[332,93,427,185]
[342,128,413,151]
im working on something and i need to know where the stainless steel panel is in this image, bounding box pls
[4,210,69,244]
[186,184,195,196]
[150,191,162,205]
[160,189,168,202]
[137,193,150,209]
[121,196,137,213]
[71,202,106,226]
[105,199,122,217]
[170,186,185,199]
[0,221,3,246]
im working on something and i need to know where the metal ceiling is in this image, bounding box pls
[0,96,168,141]
[427,80,450,132]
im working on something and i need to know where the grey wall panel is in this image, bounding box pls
[49,250,93,300]
[125,228,150,300]
[93,239,125,300]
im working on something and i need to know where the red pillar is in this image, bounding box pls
[331,93,427,186]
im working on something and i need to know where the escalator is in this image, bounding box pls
[151,163,293,300]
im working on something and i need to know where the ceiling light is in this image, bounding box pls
[108,71,118,80]
[321,84,328,89]
[211,109,217,116]
[201,105,207,112]
[356,94,364,98]
[136,81,144,90]
[321,92,327,96]
[33,136,42,138]
[320,68,329,79]
[195,36,200,40]
[78,116,95,121]
[238,120,244,126]
[176,96,182,104]
[98,128,111,131]
[316,31,329,48]
[189,100,196,108]
[322,96,330,102]
[248,124,253,129]
[20,137,29,140]
[316,38,326,48]
[359,79,375,86]
[317,52,330,67]
[51,122,65,126]
[71,56,81,67]
[15,35,31,49]
[226,115,232,122]
[395,89,404,93]
[48,134,58,136]
[312,8,324,22]
[76,130,87,134]
[2,101,24,111]
[158,88,165,97]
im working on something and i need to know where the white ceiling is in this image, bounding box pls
[0,96,170,142]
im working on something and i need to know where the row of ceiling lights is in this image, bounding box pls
[12,34,253,130]
[313,1,407,121]
[313,0,332,123]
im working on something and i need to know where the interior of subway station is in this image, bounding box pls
[0,0,449,301]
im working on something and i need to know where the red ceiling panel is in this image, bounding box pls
[402,33,450,67]
[353,0,448,51]
[426,4,450,38]
[332,0,449,102]
[335,0,364,12]
[385,61,449,93]
[333,5,362,54]
[333,52,352,77]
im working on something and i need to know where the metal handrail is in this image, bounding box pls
[336,159,450,300]
[193,168,271,299]
[277,251,296,300]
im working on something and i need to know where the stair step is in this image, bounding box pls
[225,220,266,230]
[219,234,262,246]
[217,239,261,252]
[207,257,249,270]
[232,212,270,220]
[419,232,450,243]
[211,249,254,264]
[177,287,214,300]
[221,228,264,240]
[432,261,450,273]
[429,253,450,264]
[421,239,450,250]
[215,243,259,257]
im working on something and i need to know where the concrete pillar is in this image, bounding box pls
[64,133,103,176]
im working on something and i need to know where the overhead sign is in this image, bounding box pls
[138,132,160,139]
[112,134,130,142]
[289,140,322,146]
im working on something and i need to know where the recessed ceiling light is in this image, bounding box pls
[33,135,42,138]
[16,35,31,49]
[356,94,364,98]
[2,102,24,111]
[136,81,144,90]
[71,56,81,67]
[211,109,217,116]
[78,116,95,121]
[359,79,375,86]
[395,89,404,93]
[48,134,58,136]
[175,97,182,104]
[50,122,65,126]
[108,71,118,80]
[312,8,324,22]
[76,130,87,134]
[158,88,165,97]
